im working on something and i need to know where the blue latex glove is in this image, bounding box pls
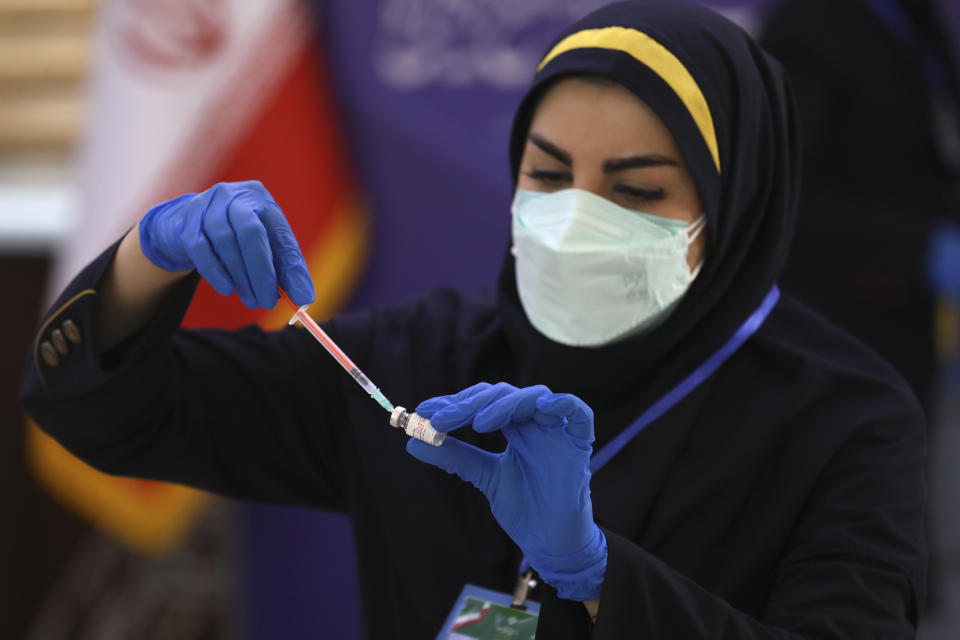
[406,382,607,601]
[139,181,315,308]
[927,220,960,301]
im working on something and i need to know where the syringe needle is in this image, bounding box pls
[278,288,395,413]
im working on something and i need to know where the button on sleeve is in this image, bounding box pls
[62,320,83,344]
[51,329,69,355]
[40,342,60,367]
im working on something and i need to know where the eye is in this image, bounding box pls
[613,184,666,205]
[524,169,572,187]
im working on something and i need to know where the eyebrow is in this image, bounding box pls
[529,133,571,165]
[603,155,679,172]
[528,133,680,172]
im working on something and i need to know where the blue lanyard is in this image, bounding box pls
[590,284,780,473]
[516,284,781,578]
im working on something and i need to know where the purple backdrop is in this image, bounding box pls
[241,1,779,638]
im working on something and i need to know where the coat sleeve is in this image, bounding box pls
[19,240,357,510]
[535,405,926,639]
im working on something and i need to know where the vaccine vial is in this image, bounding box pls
[390,406,446,446]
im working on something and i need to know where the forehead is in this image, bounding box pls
[527,77,684,160]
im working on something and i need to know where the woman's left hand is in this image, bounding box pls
[406,382,607,601]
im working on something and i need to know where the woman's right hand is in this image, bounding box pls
[139,180,315,309]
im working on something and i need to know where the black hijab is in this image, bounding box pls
[496,1,801,440]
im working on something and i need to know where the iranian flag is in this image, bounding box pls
[27,0,366,554]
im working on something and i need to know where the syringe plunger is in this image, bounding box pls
[281,294,396,414]
[390,407,446,447]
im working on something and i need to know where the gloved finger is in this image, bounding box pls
[531,411,566,428]
[179,197,234,296]
[428,382,518,431]
[415,382,492,419]
[190,241,235,297]
[202,194,258,308]
[406,436,498,497]
[473,385,551,433]
[536,393,594,441]
[228,196,278,308]
[257,198,315,306]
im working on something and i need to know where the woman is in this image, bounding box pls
[21,2,926,637]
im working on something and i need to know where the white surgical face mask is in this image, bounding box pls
[511,188,705,347]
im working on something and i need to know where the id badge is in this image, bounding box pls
[435,584,540,640]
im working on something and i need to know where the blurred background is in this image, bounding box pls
[2,0,959,637]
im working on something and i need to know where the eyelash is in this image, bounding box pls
[613,184,666,203]
[524,170,666,203]
[524,169,570,185]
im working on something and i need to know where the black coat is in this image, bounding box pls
[21,239,926,638]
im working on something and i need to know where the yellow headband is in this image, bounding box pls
[538,26,720,174]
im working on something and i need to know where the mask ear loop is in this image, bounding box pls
[687,214,707,243]
[686,215,707,281]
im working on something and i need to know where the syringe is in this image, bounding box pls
[279,288,395,413]
[278,289,446,446]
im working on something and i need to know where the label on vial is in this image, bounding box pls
[406,413,444,446]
